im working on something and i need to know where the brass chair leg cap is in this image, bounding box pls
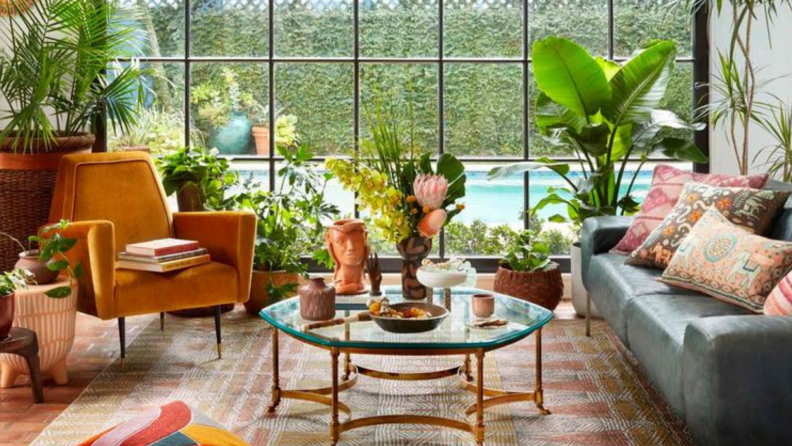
[217,344,223,359]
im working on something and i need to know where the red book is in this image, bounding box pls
[126,238,200,257]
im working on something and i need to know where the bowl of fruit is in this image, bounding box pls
[368,299,449,334]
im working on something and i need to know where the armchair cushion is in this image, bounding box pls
[115,262,238,317]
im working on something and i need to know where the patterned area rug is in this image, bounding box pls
[31,310,694,446]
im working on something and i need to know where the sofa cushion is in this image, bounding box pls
[626,293,752,417]
[586,253,702,343]
[115,261,239,317]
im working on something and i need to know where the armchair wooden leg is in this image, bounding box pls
[118,318,126,372]
[160,312,165,331]
[214,306,222,360]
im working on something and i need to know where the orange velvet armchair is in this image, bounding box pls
[48,152,256,369]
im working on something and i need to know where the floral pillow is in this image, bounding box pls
[611,165,768,255]
[626,182,790,269]
[764,272,792,316]
[659,210,792,313]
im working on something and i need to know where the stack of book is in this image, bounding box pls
[117,238,210,272]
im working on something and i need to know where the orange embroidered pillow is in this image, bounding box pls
[659,210,792,313]
[626,182,790,269]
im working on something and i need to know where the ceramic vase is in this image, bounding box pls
[209,111,253,155]
[326,219,369,295]
[299,277,336,321]
[396,236,432,300]
[0,293,13,341]
[15,250,58,285]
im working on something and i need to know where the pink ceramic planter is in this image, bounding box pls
[0,278,77,387]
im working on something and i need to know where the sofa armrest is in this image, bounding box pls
[173,211,257,303]
[580,216,632,287]
[61,220,117,319]
[683,316,792,446]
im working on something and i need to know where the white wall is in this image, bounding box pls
[709,3,792,175]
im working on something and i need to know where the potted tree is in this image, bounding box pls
[489,37,706,316]
[494,229,564,310]
[0,0,145,271]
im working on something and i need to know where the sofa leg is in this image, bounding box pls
[585,294,591,337]
[160,312,165,331]
[214,305,222,360]
[118,317,126,372]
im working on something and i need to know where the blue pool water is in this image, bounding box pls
[235,167,656,226]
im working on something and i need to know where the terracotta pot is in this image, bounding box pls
[0,133,94,272]
[396,236,432,300]
[299,277,336,321]
[252,126,270,156]
[246,270,301,315]
[176,183,205,212]
[0,293,13,341]
[493,263,564,311]
[15,250,59,285]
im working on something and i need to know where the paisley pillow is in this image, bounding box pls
[611,165,768,255]
[660,210,792,313]
[626,182,790,269]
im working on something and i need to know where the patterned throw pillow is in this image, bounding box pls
[77,401,250,446]
[611,165,768,254]
[764,273,792,316]
[659,210,792,313]
[626,182,790,269]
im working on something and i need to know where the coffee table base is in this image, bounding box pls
[266,328,549,445]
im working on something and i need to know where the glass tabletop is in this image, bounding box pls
[260,287,553,350]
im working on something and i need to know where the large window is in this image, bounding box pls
[112,0,707,271]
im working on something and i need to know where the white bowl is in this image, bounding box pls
[417,268,468,289]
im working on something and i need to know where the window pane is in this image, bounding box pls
[108,63,190,154]
[615,0,692,58]
[190,0,268,56]
[360,0,438,57]
[445,163,523,257]
[361,64,439,155]
[275,0,353,56]
[444,64,523,157]
[529,0,607,57]
[232,160,272,192]
[444,0,522,58]
[275,63,354,155]
[120,0,185,57]
[190,64,269,155]
[275,161,352,215]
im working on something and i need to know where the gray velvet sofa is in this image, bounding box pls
[581,181,792,446]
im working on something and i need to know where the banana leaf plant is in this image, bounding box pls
[489,37,706,228]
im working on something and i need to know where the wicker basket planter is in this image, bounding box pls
[0,133,94,272]
[493,263,564,311]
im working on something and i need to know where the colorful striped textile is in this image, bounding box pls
[77,401,250,446]
[765,273,792,316]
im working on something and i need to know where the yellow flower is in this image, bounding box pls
[456,203,465,211]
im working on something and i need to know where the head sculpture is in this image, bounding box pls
[326,219,370,295]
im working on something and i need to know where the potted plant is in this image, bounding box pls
[109,109,203,154]
[0,0,145,272]
[156,147,239,212]
[494,229,563,311]
[489,37,706,316]
[231,143,340,314]
[0,269,33,341]
[327,94,467,300]
[1,220,83,289]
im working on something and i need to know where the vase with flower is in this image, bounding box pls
[327,94,467,299]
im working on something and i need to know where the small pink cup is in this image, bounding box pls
[471,294,495,319]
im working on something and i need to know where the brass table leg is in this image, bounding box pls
[331,348,340,446]
[343,311,352,381]
[267,328,281,413]
[535,328,550,415]
[475,349,485,445]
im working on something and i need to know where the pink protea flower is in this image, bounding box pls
[418,209,447,237]
[413,174,448,211]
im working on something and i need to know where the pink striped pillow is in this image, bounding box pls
[765,273,792,316]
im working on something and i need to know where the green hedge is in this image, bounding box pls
[131,1,694,157]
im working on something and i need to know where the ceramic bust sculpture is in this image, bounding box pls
[326,219,370,295]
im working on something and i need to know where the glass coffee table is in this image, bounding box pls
[261,286,553,445]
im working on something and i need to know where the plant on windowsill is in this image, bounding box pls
[488,37,706,314]
[493,229,564,311]
[327,93,467,300]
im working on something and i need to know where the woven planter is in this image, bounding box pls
[0,133,94,272]
[493,263,564,310]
